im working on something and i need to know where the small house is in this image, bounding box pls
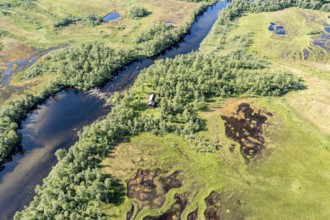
[147,94,156,107]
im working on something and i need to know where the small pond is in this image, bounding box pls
[268,22,286,35]
[103,13,120,22]
[313,34,330,52]
[325,27,330,33]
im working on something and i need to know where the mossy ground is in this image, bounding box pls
[101,7,330,219]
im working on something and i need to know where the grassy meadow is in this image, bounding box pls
[0,0,200,64]
[100,7,330,220]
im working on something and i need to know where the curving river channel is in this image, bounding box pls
[0,2,228,219]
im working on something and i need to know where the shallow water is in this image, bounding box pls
[103,13,120,22]
[268,22,286,35]
[0,45,67,101]
[313,34,330,52]
[0,2,228,219]
[325,27,330,33]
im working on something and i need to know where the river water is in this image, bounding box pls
[0,2,228,219]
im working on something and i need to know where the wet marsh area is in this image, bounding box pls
[221,103,269,160]
[126,169,182,208]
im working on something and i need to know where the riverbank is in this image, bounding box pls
[0,0,216,171]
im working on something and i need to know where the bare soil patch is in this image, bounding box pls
[143,193,188,220]
[126,169,182,208]
[221,103,269,161]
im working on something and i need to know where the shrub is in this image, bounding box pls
[130,6,149,18]
[53,16,80,30]
[86,13,102,26]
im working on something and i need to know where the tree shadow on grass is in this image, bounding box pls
[102,173,126,206]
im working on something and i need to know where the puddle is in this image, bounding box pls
[143,193,188,220]
[103,13,120,22]
[188,209,198,220]
[204,191,243,220]
[303,49,309,59]
[159,171,182,193]
[205,191,222,220]
[268,22,286,35]
[127,204,134,220]
[221,103,268,160]
[313,34,330,52]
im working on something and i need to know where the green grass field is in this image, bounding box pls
[101,7,330,219]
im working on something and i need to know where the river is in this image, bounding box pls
[0,2,228,219]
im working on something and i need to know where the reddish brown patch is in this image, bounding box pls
[143,193,188,220]
[204,191,244,220]
[205,191,222,220]
[159,171,182,193]
[126,169,159,202]
[126,169,182,208]
[188,209,198,220]
[221,103,268,161]
[127,204,134,220]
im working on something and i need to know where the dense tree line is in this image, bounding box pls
[26,42,136,90]
[135,24,182,56]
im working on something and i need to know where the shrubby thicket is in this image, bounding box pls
[26,43,136,90]
[130,6,149,18]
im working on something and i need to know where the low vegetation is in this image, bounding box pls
[86,13,102,26]
[53,16,80,30]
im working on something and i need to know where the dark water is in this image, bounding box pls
[313,34,330,52]
[103,13,120,22]
[325,27,330,33]
[268,22,286,35]
[0,2,228,219]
